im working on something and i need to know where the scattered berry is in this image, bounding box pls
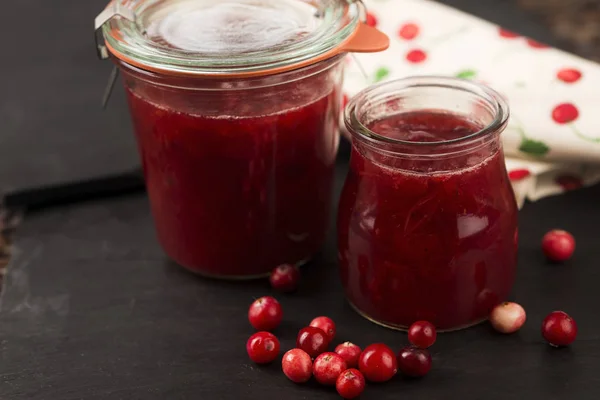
[309,316,336,342]
[269,264,300,293]
[297,326,329,358]
[336,369,366,399]
[246,332,280,364]
[542,230,575,262]
[248,296,283,331]
[335,342,362,368]
[489,302,527,334]
[397,346,432,378]
[282,349,313,383]
[358,343,398,382]
[313,352,348,386]
[408,321,437,348]
[542,311,578,347]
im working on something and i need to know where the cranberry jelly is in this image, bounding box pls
[338,110,518,330]
[123,62,341,277]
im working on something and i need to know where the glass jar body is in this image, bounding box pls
[338,78,518,331]
[119,56,344,278]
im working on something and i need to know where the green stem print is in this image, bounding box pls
[373,66,390,83]
[455,69,477,80]
[511,117,550,156]
[569,124,600,143]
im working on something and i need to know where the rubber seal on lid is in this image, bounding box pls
[95,0,389,77]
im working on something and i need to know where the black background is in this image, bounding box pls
[1,0,598,399]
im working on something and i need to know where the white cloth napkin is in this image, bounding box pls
[343,0,600,208]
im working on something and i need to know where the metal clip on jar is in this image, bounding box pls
[338,77,518,331]
[94,0,389,279]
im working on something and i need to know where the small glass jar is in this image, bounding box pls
[338,77,518,331]
[95,0,388,278]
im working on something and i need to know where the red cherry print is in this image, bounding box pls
[508,169,531,181]
[557,68,582,83]
[406,49,427,63]
[342,94,349,110]
[554,174,583,191]
[551,103,579,124]
[498,27,520,38]
[398,23,420,40]
[526,38,549,49]
[365,12,377,28]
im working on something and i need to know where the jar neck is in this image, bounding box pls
[344,76,509,173]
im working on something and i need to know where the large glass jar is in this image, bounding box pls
[95,0,388,278]
[338,77,518,331]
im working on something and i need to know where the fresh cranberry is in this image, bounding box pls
[508,168,531,181]
[365,12,378,27]
[552,103,579,124]
[296,326,329,358]
[398,22,420,40]
[542,311,578,347]
[269,264,300,293]
[542,230,575,262]
[498,27,519,38]
[334,342,362,368]
[358,343,398,382]
[309,316,336,342]
[248,296,282,331]
[336,369,365,399]
[313,352,347,386]
[557,68,582,83]
[282,349,313,383]
[406,49,427,63]
[397,346,432,378]
[489,302,527,334]
[246,332,280,364]
[408,320,437,349]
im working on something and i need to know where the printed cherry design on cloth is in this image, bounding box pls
[508,169,531,181]
[366,12,378,27]
[498,27,520,38]
[398,23,420,40]
[557,68,582,83]
[555,174,584,191]
[526,38,549,49]
[552,103,579,124]
[406,49,427,63]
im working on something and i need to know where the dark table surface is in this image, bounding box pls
[1,0,599,399]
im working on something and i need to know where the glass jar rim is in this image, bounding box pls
[97,0,371,77]
[345,76,510,148]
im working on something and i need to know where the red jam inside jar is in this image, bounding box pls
[95,0,388,277]
[338,77,518,330]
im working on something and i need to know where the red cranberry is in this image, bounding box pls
[358,343,398,382]
[397,346,432,378]
[246,332,280,364]
[336,369,365,399]
[269,264,300,293]
[542,230,575,262]
[282,349,313,383]
[408,321,437,349]
[248,296,282,331]
[334,342,362,368]
[542,311,578,347]
[489,302,527,334]
[296,326,329,358]
[313,352,347,386]
[309,316,336,342]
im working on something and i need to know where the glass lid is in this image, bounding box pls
[95,0,387,77]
